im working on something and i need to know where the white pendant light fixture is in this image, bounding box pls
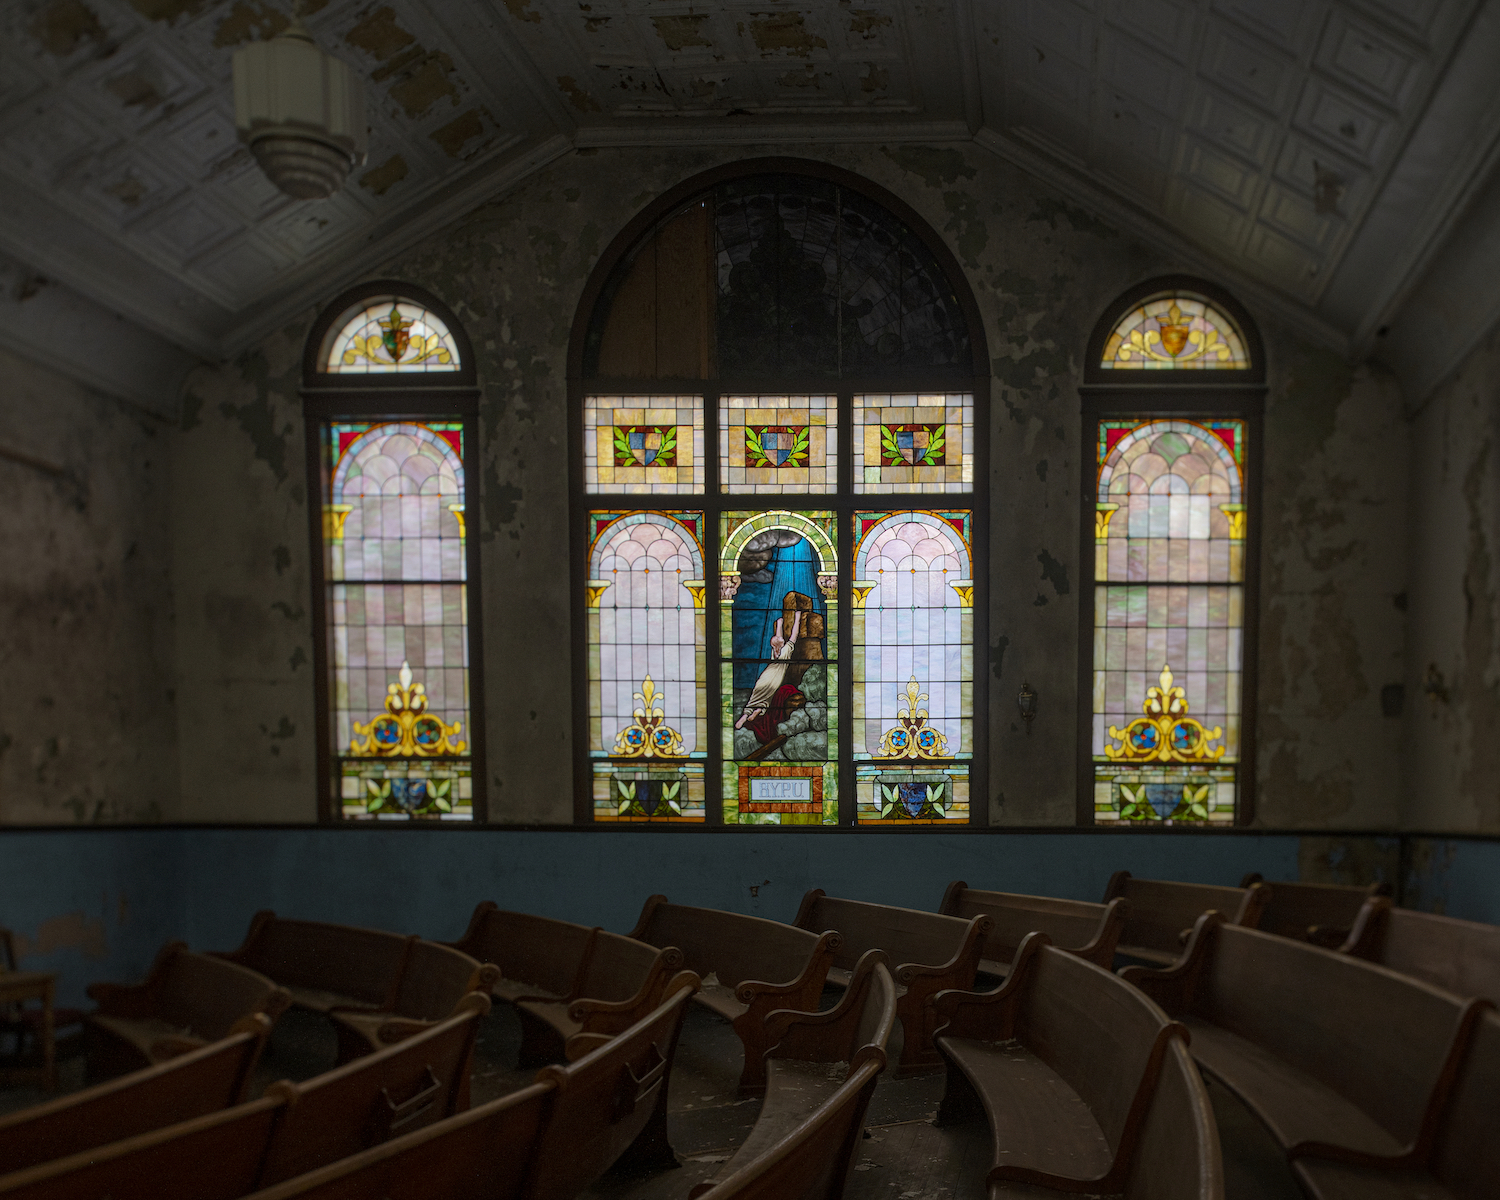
[232,10,367,200]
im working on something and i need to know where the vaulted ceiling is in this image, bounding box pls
[4,0,1499,411]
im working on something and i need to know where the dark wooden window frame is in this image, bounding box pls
[1076,276,1267,827]
[568,158,992,829]
[302,281,489,823]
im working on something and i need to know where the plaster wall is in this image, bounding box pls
[0,348,178,824]
[163,142,1411,828]
[1404,327,1500,830]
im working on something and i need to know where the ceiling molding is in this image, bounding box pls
[217,132,574,359]
[971,127,1354,360]
[0,252,199,418]
[1377,157,1500,403]
[572,119,973,148]
[1322,1,1500,353]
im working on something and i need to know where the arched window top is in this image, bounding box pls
[1098,418,1244,507]
[578,164,985,382]
[305,282,476,387]
[331,422,465,504]
[1100,294,1249,371]
[322,298,461,374]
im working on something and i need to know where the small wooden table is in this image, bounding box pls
[0,970,56,1091]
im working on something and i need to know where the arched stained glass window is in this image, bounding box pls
[1099,295,1249,370]
[587,512,706,821]
[305,284,484,821]
[573,162,988,827]
[321,298,461,374]
[1083,279,1262,826]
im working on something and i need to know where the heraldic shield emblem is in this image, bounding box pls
[614,425,676,469]
[895,426,930,464]
[629,428,663,466]
[758,427,797,465]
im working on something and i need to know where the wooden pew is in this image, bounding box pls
[85,942,291,1078]
[687,1061,883,1200]
[214,912,415,1015]
[1122,913,1490,1175]
[931,933,1219,1198]
[0,1020,270,1174]
[689,949,895,1200]
[629,894,838,1092]
[329,940,497,1064]
[1239,873,1390,945]
[792,890,985,1070]
[513,931,683,1066]
[449,902,596,1003]
[1340,897,1500,1003]
[1291,1005,1500,1200]
[938,880,1127,976]
[0,997,490,1198]
[241,979,700,1200]
[0,1094,289,1200]
[523,975,700,1196]
[237,1082,553,1200]
[1103,871,1268,966]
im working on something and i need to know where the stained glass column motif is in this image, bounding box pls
[851,511,973,823]
[587,512,707,822]
[721,511,839,825]
[326,421,471,819]
[1092,418,1245,824]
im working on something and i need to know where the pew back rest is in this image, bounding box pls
[1239,875,1388,941]
[387,941,488,1022]
[236,1083,554,1200]
[1105,873,1265,955]
[1432,1007,1500,1200]
[1018,945,1178,1156]
[1203,924,1468,1145]
[631,898,827,990]
[1123,1036,1223,1200]
[794,892,980,973]
[225,913,413,1008]
[574,931,668,1004]
[690,1060,882,1200]
[0,1026,268,1175]
[524,983,697,1200]
[1379,907,1500,1003]
[256,997,488,1185]
[453,904,594,998]
[150,949,286,1041]
[0,1095,287,1200]
[941,884,1124,966]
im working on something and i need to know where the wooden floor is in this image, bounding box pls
[0,1002,1304,1199]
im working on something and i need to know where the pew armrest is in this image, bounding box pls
[930,932,1048,1042]
[1118,911,1221,1015]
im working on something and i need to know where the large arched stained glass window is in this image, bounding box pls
[1083,280,1263,826]
[305,284,483,822]
[572,163,988,827]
